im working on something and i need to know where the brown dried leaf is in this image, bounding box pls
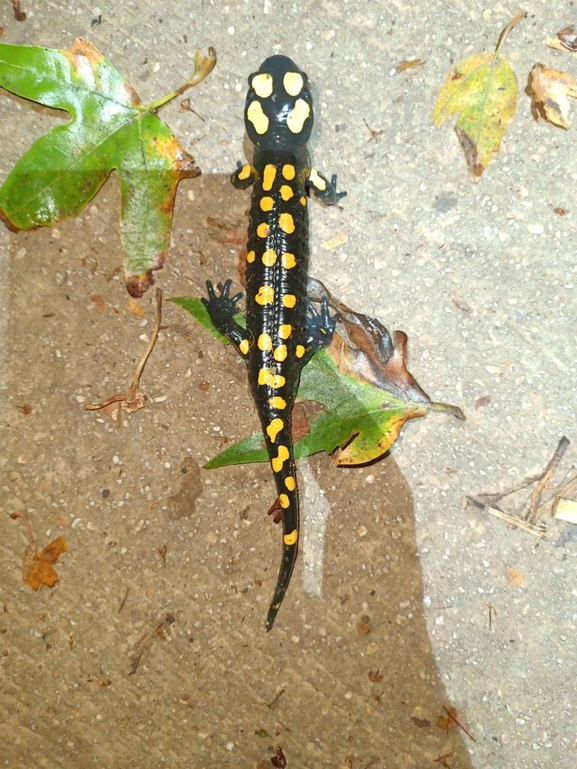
[530,63,577,129]
[23,536,67,590]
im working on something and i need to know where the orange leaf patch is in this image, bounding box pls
[23,536,68,590]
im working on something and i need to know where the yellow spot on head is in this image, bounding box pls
[282,164,296,180]
[309,168,327,191]
[247,250,256,263]
[239,339,250,355]
[263,164,277,191]
[274,344,287,362]
[251,72,274,98]
[238,164,252,180]
[271,445,290,473]
[262,249,277,267]
[281,253,296,269]
[287,98,311,134]
[255,285,274,305]
[260,196,274,212]
[247,100,269,135]
[266,417,284,443]
[296,344,306,358]
[283,71,304,96]
[280,185,294,201]
[278,324,292,339]
[279,494,290,509]
[258,333,273,351]
[257,222,270,238]
[283,528,298,545]
[284,476,296,491]
[279,213,295,234]
[283,294,297,309]
[269,396,287,409]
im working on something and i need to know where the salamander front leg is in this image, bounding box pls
[231,162,257,190]
[307,170,347,206]
[201,280,252,358]
[299,296,339,365]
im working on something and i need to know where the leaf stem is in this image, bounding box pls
[430,402,466,421]
[145,47,217,112]
[495,10,527,54]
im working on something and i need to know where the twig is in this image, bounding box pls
[129,612,176,675]
[442,705,477,743]
[118,587,130,614]
[486,602,497,631]
[85,288,163,419]
[526,437,570,524]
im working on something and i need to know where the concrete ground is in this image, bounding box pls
[0,1,575,768]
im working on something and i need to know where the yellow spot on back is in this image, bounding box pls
[282,164,296,180]
[247,250,256,263]
[279,213,295,234]
[258,368,272,386]
[258,333,272,351]
[263,164,277,191]
[270,374,286,388]
[258,369,285,388]
[262,249,277,266]
[279,494,290,509]
[296,344,306,358]
[260,196,274,212]
[274,344,287,362]
[281,253,296,269]
[283,294,297,308]
[257,222,270,238]
[309,168,327,191]
[287,98,311,133]
[271,445,290,473]
[280,185,294,201]
[238,164,252,180]
[239,339,250,355]
[255,285,274,305]
[283,528,298,545]
[266,417,284,443]
[247,100,269,135]
[251,72,273,98]
[284,476,296,491]
[269,396,287,409]
[283,71,304,96]
[278,324,292,339]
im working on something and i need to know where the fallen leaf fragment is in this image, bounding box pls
[23,536,67,590]
[546,25,577,54]
[553,497,577,524]
[320,231,348,250]
[505,566,524,587]
[395,58,426,74]
[530,63,577,129]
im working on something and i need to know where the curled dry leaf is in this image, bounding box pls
[530,63,577,129]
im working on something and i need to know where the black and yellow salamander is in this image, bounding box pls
[202,55,345,630]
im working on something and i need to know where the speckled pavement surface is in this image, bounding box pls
[1,2,575,768]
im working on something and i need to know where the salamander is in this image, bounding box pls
[202,55,345,630]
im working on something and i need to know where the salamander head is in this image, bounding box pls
[244,55,314,148]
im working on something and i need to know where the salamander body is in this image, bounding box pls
[203,55,344,629]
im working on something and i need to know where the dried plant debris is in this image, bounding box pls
[85,288,163,422]
[547,24,577,54]
[530,63,577,129]
[467,436,577,545]
[11,511,67,590]
[129,612,176,675]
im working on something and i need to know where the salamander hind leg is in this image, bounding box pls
[231,162,257,190]
[307,169,347,206]
[201,280,252,357]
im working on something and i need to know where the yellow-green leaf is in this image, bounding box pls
[433,51,517,178]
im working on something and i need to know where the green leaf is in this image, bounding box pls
[175,290,464,470]
[0,38,216,296]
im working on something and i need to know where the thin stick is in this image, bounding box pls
[129,612,176,675]
[481,504,546,538]
[128,288,163,402]
[526,436,570,523]
[495,10,527,54]
[443,706,477,743]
